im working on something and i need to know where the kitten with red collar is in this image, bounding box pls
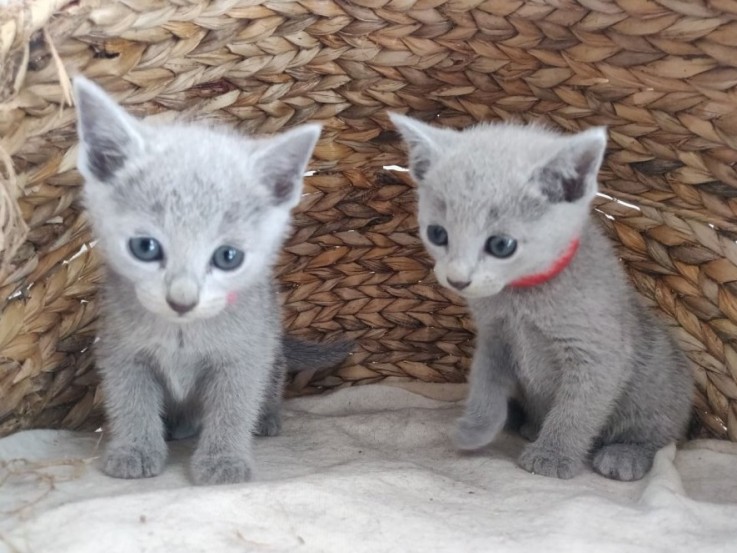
[391,114,693,481]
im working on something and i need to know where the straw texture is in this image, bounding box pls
[1,0,736,440]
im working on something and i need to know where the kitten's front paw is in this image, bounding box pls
[255,411,282,437]
[103,445,166,479]
[453,416,500,451]
[592,443,654,482]
[518,443,582,480]
[191,453,253,485]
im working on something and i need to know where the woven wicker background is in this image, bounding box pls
[1,0,736,440]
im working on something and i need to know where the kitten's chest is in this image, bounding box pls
[474,294,559,382]
[144,326,208,402]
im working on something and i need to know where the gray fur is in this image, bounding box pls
[283,336,354,373]
[391,114,694,481]
[74,76,349,485]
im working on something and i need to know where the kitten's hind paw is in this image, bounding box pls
[103,445,166,479]
[255,411,282,437]
[453,416,499,451]
[191,453,253,485]
[592,443,654,481]
[518,444,582,479]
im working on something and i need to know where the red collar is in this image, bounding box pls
[509,238,580,288]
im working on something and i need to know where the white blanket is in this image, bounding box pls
[2,383,737,553]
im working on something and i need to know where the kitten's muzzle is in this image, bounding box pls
[443,261,474,292]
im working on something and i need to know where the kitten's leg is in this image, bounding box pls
[454,323,516,451]
[518,346,621,480]
[592,339,692,481]
[255,352,286,437]
[591,443,657,481]
[190,358,268,485]
[100,353,167,479]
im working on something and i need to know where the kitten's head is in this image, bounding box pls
[74,76,320,322]
[390,114,606,298]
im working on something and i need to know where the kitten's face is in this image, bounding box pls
[74,77,320,322]
[85,146,291,321]
[391,116,606,299]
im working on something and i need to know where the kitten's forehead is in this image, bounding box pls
[421,188,546,231]
[435,124,562,186]
[421,123,561,220]
[110,124,270,226]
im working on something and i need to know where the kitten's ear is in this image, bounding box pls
[252,124,322,208]
[389,113,453,182]
[73,76,145,182]
[535,126,607,204]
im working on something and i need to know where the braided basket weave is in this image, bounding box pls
[1,0,736,440]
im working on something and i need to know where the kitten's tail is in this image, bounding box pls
[283,336,354,373]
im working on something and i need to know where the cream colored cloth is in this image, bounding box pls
[2,383,737,553]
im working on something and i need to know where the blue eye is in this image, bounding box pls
[485,235,517,258]
[212,246,245,271]
[427,225,448,246]
[129,237,163,262]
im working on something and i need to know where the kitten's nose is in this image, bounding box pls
[166,275,199,315]
[448,279,471,291]
[166,298,197,314]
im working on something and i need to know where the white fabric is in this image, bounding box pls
[1,383,737,553]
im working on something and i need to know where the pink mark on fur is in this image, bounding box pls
[226,291,238,305]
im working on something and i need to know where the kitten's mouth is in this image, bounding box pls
[455,287,504,299]
[158,311,197,323]
[161,306,224,322]
[440,278,504,299]
[137,303,202,322]
[173,312,194,321]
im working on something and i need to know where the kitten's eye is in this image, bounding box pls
[427,225,448,246]
[485,235,517,258]
[129,237,163,262]
[212,246,245,271]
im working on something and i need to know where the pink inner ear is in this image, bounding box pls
[226,291,238,305]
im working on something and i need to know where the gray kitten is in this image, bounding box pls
[74,77,350,485]
[390,114,694,481]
